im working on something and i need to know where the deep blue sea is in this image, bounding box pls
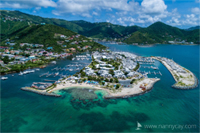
[1,44,199,132]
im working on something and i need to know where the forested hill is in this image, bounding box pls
[1,24,106,53]
[124,22,199,44]
[1,10,141,39]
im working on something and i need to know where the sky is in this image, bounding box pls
[0,0,199,28]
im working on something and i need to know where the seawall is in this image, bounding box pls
[21,87,61,97]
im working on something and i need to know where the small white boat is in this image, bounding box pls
[36,69,40,71]
[159,71,162,76]
[23,71,28,74]
[55,72,59,76]
[29,70,35,73]
[51,61,56,64]
[1,76,8,80]
[19,72,23,75]
[69,69,73,71]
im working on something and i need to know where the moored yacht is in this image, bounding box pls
[1,77,8,80]
[19,72,23,75]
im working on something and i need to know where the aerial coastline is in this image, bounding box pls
[20,49,199,99]
[21,50,162,98]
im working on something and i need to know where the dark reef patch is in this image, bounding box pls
[78,111,150,132]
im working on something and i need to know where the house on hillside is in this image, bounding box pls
[4,49,9,54]
[0,60,4,66]
[60,35,66,38]
[57,41,64,45]
[64,49,70,52]
[47,47,53,50]
[20,43,24,47]
[0,46,8,49]
[9,43,16,46]
[69,48,76,52]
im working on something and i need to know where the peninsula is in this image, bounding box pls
[22,51,161,98]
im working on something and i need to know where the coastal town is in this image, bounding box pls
[20,50,161,98]
[0,12,198,99]
[0,24,106,77]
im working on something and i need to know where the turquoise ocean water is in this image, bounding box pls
[1,44,199,132]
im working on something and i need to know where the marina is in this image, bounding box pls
[1,44,199,132]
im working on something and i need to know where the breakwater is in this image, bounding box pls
[21,87,61,97]
[153,57,198,89]
[172,75,199,89]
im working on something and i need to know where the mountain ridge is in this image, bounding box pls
[124,21,199,44]
[1,10,199,44]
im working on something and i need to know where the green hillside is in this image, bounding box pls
[0,20,29,41]
[1,10,141,39]
[186,26,200,31]
[1,24,106,53]
[71,21,141,38]
[0,10,84,33]
[124,22,199,44]
[1,10,199,45]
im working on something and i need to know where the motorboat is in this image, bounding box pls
[55,72,59,76]
[1,77,8,80]
[19,72,23,75]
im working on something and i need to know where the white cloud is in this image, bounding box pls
[92,11,98,16]
[0,0,57,8]
[166,16,181,26]
[52,0,139,17]
[167,13,199,26]
[82,13,91,18]
[141,0,167,14]
[35,7,41,10]
[195,0,200,3]
[191,7,200,14]
[182,14,199,26]
[117,17,126,26]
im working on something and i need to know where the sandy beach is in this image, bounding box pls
[50,78,160,98]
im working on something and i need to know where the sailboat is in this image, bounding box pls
[135,121,142,130]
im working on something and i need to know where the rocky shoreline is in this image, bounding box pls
[104,79,160,99]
